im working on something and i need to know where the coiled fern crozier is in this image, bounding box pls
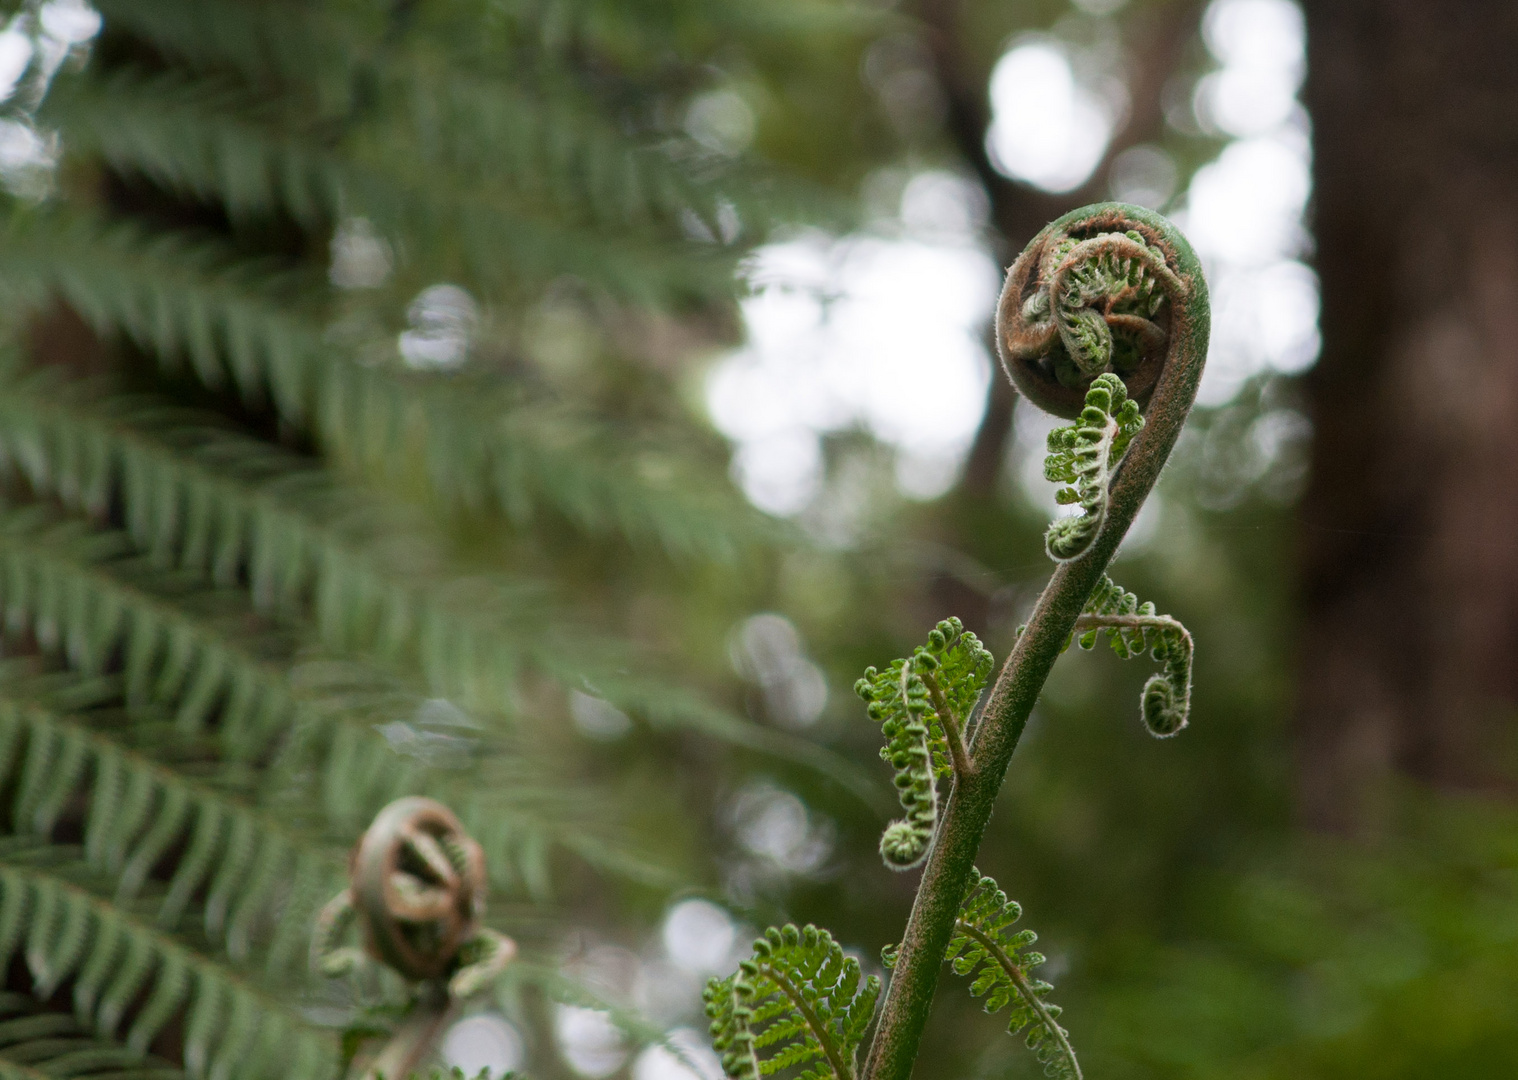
[705,204,1210,1080]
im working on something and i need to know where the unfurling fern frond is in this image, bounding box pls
[936,869,1080,1080]
[703,924,879,1080]
[1043,374,1144,562]
[1074,575,1193,737]
[854,618,992,870]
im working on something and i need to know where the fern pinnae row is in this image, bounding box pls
[0,674,346,968]
[945,870,1080,1080]
[952,920,1080,1080]
[704,924,880,1080]
[0,861,340,1080]
[0,212,755,561]
[0,503,661,893]
[0,375,874,801]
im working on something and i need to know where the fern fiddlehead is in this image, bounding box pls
[1000,225,1182,419]
[854,618,993,870]
[1074,575,1193,737]
[314,797,516,1080]
[704,924,880,1080]
[862,204,1208,1080]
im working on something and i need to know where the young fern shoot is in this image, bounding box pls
[854,619,992,869]
[704,203,1209,1080]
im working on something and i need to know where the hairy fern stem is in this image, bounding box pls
[860,204,1209,1080]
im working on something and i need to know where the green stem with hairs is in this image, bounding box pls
[861,203,1209,1080]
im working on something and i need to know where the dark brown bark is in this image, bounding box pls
[1298,2,1518,828]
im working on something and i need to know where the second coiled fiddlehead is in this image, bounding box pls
[313,797,516,1080]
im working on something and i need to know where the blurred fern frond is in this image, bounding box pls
[0,210,763,559]
[0,0,874,1075]
[0,374,871,796]
[0,986,187,1079]
[0,668,345,969]
[0,855,340,1080]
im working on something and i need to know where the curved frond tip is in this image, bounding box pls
[1043,374,1144,563]
[1075,575,1193,737]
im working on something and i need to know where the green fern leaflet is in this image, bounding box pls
[893,870,1080,1080]
[1043,373,1144,562]
[703,924,880,1080]
[1076,575,1193,737]
[854,618,992,870]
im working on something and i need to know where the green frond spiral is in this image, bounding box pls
[703,924,879,1080]
[934,869,1081,1080]
[1042,374,1144,562]
[1043,231,1175,382]
[854,618,993,871]
[1003,226,1183,416]
[1075,575,1193,737]
[0,860,340,1080]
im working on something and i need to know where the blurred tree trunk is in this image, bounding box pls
[1297,2,1518,828]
